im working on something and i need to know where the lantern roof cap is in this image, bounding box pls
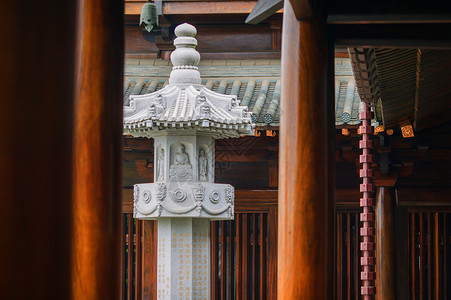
[123,23,254,138]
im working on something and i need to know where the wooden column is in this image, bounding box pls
[278,0,334,299]
[375,186,396,300]
[72,0,124,299]
[0,1,77,299]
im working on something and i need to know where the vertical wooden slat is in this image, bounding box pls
[142,221,157,300]
[121,214,126,300]
[260,213,266,300]
[242,214,249,299]
[135,220,142,300]
[268,207,278,299]
[420,213,424,300]
[337,213,343,300]
[229,220,234,300]
[347,213,351,300]
[127,214,134,300]
[252,214,257,300]
[412,213,416,300]
[221,221,227,299]
[427,213,431,300]
[236,214,242,298]
[444,214,447,300]
[211,222,219,300]
[434,213,439,300]
[355,213,360,300]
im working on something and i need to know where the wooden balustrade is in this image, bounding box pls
[210,212,277,300]
[409,210,451,299]
[336,210,362,300]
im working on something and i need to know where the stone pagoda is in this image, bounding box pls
[123,23,254,299]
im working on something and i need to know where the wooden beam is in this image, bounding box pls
[126,1,260,15]
[397,187,451,207]
[375,187,396,300]
[0,1,77,298]
[333,23,451,49]
[245,0,284,24]
[72,0,124,299]
[328,14,451,24]
[278,0,334,299]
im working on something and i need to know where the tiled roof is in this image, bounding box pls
[124,58,382,128]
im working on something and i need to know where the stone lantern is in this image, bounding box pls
[123,23,254,299]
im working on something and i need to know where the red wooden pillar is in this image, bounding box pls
[72,0,124,299]
[375,184,396,300]
[0,1,77,299]
[278,0,334,298]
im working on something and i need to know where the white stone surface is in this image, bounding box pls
[157,218,210,300]
[123,85,253,138]
[134,182,234,220]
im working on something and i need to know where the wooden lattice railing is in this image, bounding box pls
[336,209,361,300]
[210,211,277,300]
[408,210,451,299]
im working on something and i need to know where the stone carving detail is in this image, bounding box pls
[156,202,163,217]
[156,183,167,201]
[225,186,234,204]
[147,94,165,118]
[171,189,187,202]
[133,185,140,204]
[210,190,220,204]
[157,148,165,182]
[196,92,206,106]
[169,144,192,180]
[200,104,211,119]
[192,184,205,201]
[142,190,152,204]
[196,200,203,216]
[198,148,208,181]
[228,205,234,218]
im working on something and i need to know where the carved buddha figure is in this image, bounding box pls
[174,144,191,166]
[157,148,164,181]
[169,144,193,180]
[198,148,208,181]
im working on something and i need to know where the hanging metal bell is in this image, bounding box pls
[140,1,158,32]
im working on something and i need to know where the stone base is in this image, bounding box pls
[134,182,234,220]
[157,218,210,300]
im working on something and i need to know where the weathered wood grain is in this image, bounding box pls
[375,187,396,300]
[72,0,124,299]
[278,0,334,299]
